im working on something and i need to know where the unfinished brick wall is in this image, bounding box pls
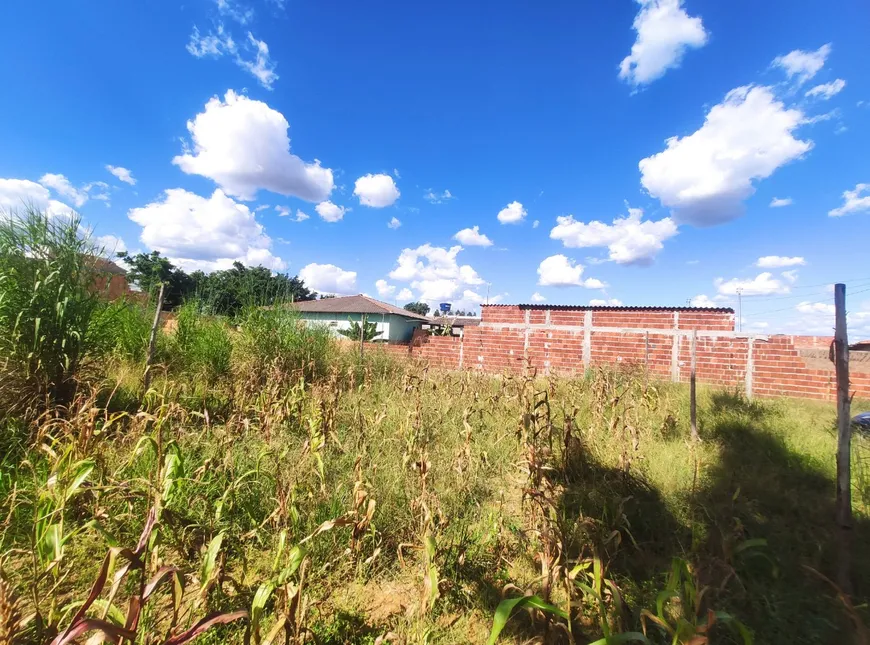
[394,305,865,402]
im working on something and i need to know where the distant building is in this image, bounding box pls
[89,257,131,300]
[290,294,429,343]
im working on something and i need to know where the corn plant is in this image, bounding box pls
[641,558,753,645]
[21,443,96,636]
[47,508,247,645]
[0,209,116,414]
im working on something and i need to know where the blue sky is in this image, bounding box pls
[1,0,869,333]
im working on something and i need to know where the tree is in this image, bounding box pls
[117,253,317,316]
[197,263,317,317]
[117,251,193,310]
[404,301,430,316]
[337,318,382,342]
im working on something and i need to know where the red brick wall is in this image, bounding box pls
[413,334,463,369]
[391,307,867,402]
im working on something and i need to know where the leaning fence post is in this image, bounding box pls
[834,283,852,594]
[690,329,698,442]
[359,313,367,359]
[143,282,165,393]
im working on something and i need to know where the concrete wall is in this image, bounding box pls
[393,306,866,402]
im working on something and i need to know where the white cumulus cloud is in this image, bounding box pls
[590,298,624,306]
[388,243,484,307]
[453,225,493,247]
[315,201,347,223]
[387,217,401,229]
[105,165,136,185]
[173,91,333,202]
[619,0,708,87]
[531,292,546,303]
[690,294,718,307]
[537,254,605,288]
[796,301,835,315]
[715,272,790,296]
[396,288,414,302]
[375,279,395,298]
[772,44,831,85]
[755,255,805,268]
[93,234,127,256]
[128,188,284,273]
[639,85,811,226]
[497,201,527,224]
[829,183,870,217]
[769,197,793,207]
[299,263,357,295]
[550,206,677,265]
[806,79,846,100]
[0,178,76,218]
[38,173,89,208]
[353,173,400,208]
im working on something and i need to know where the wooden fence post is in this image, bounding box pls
[359,313,366,359]
[690,329,698,442]
[834,283,852,594]
[143,282,165,393]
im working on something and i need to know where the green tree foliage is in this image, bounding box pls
[403,301,430,316]
[196,262,316,317]
[117,251,193,310]
[117,252,317,316]
[336,318,382,342]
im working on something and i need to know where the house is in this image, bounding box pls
[89,257,131,300]
[290,294,429,343]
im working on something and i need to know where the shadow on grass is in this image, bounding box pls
[495,393,869,645]
[495,448,691,645]
[695,396,870,644]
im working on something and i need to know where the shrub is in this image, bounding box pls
[171,300,233,385]
[0,209,115,413]
[234,304,336,385]
[94,298,153,363]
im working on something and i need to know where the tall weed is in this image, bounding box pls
[234,305,336,386]
[0,209,115,413]
[171,300,233,385]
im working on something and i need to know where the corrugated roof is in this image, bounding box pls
[482,304,735,313]
[289,294,430,321]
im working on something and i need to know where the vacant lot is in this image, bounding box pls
[1,213,868,644]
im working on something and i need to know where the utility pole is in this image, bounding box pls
[834,283,852,594]
[737,288,743,332]
[486,282,491,306]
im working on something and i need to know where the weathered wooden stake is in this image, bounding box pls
[359,313,367,359]
[690,329,698,442]
[834,283,852,594]
[143,282,165,393]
